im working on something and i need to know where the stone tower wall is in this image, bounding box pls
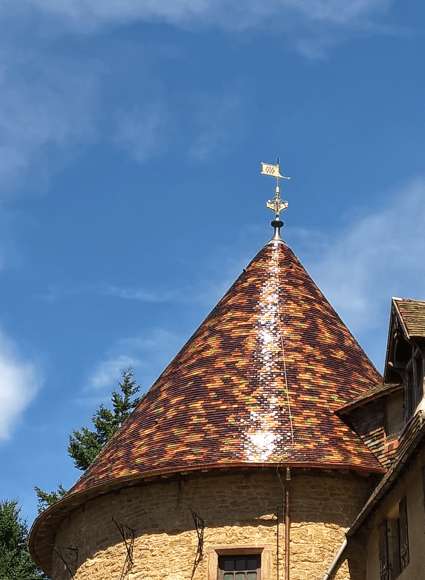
[52,470,373,580]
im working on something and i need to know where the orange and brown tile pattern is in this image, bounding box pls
[72,240,383,494]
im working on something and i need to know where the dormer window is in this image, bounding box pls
[405,351,424,421]
[414,354,423,400]
[379,497,409,579]
[384,391,403,439]
[386,300,425,424]
[405,362,414,418]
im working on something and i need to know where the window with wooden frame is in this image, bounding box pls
[379,497,409,580]
[208,546,272,580]
[379,520,390,580]
[413,354,424,408]
[218,555,261,580]
[384,391,404,439]
[422,465,425,510]
[405,362,415,420]
[399,497,409,571]
[404,351,424,422]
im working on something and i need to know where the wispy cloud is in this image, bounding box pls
[0,0,397,199]
[294,178,425,338]
[88,354,139,390]
[85,177,425,391]
[40,282,186,304]
[0,0,395,61]
[40,270,245,312]
[102,284,183,303]
[189,93,244,161]
[18,0,392,30]
[0,330,42,440]
[111,89,245,164]
[0,48,99,192]
[86,328,183,393]
[284,0,390,25]
[113,103,168,163]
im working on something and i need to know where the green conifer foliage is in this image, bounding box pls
[68,369,140,471]
[34,369,140,511]
[34,485,67,514]
[0,500,46,579]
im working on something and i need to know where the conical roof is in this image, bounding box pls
[30,237,385,572]
[70,238,383,494]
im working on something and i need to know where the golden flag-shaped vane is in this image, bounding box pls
[261,162,291,180]
[261,159,290,220]
[260,162,282,178]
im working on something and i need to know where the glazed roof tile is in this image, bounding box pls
[71,240,383,493]
[30,238,384,573]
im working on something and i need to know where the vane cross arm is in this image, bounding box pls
[267,198,288,215]
[261,159,290,220]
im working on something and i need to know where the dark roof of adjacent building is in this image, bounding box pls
[30,237,384,573]
[337,382,402,415]
[384,298,425,383]
[393,298,425,339]
[348,410,425,536]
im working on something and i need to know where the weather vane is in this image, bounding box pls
[260,158,290,219]
[260,158,291,241]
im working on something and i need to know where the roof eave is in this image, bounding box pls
[383,298,411,383]
[337,383,403,415]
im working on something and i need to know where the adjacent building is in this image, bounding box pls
[344,299,425,580]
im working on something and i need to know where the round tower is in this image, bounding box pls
[29,169,384,580]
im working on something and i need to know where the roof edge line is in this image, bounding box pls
[392,298,411,340]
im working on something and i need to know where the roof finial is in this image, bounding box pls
[260,157,290,242]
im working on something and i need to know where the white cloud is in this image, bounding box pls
[87,329,182,392]
[0,330,42,440]
[296,178,425,336]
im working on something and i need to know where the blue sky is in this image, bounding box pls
[1,0,425,524]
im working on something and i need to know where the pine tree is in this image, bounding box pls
[0,500,46,579]
[34,369,140,510]
[34,485,67,514]
[68,369,140,471]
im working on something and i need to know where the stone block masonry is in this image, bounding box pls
[52,469,374,580]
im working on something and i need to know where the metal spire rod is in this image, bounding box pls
[260,158,290,241]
